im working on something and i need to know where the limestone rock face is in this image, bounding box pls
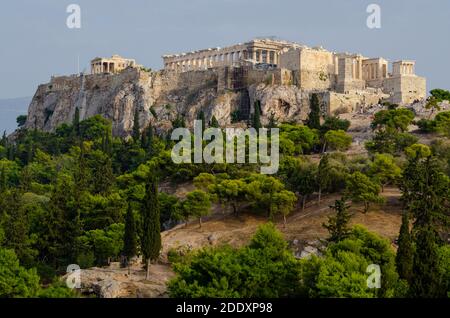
[64,262,175,298]
[248,84,310,125]
[24,68,311,136]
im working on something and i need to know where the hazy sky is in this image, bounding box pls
[1,0,449,99]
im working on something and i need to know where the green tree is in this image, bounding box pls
[183,190,211,228]
[400,156,449,297]
[410,224,444,297]
[368,153,401,192]
[211,179,246,216]
[317,154,332,204]
[395,211,413,284]
[271,190,297,227]
[345,172,384,213]
[323,198,352,242]
[0,248,40,298]
[371,108,415,132]
[0,165,6,192]
[301,226,401,298]
[141,173,161,279]
[405,143,431,159]
[292,162,317,212]
[16,115,27,128]
[193,173,216,192]
[132,107,140,142]
[323,130,352,152]
[47,175,81,267]
[307,93,321,129]
[245,174,287,216]
[38,281,77,298]
[320,116,350,133]
[252,100,262,130]
[123,203,137,269]
[73,107,80,137]
[168,223,301,298]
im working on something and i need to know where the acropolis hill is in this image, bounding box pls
[24,38,426,136]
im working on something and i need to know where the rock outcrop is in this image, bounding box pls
[24,68,311,136]
[65,262,175,298]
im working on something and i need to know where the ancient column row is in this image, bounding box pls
[91,61,115,74]
[401,64,414,75]
[352,59,363,80]
[165,48,280,72]
[251,49,278,64]
[166,50,248,72]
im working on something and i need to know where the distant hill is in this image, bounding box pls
[0,97,31,134]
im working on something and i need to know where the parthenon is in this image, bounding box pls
[162,38,302,72]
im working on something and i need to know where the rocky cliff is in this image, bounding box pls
[25,67,311,136]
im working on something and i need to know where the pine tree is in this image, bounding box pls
[73,107,80,137]
[210,115,219,128]
[123,203,137,273]
[395,211,413,284]
[141,173,161,280]
[132,107,140,143]
[307,93,321,129]
[323,198,352,242]
[252,101,262,130]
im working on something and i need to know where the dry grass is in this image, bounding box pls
[161,187,404,258]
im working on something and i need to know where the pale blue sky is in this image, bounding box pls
[1,0,449,99]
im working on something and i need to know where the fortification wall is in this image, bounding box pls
[323,90,389,115]
[383,75,426,105]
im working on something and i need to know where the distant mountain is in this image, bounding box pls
[0,97,31,134]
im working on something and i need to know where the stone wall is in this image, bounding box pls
[323,90,389,115]
[279,48,336,90]
[383,75,426,105]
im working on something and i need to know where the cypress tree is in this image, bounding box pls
[317,154,332,204]
[307,93,321,129]
[252,100,262,130]
[410,224,443,297]
[0,131,6,147]
[141,173,161,280]
[0,165,6,192]
[123,203,137,272]
[395,211,414,284]
[323,198,352,242]
[400,156,449,297]
[73,107,80,137]
[7,144,14,161]
[132,107,140,143]
[102,126,112,155]
[141,125,154,155]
